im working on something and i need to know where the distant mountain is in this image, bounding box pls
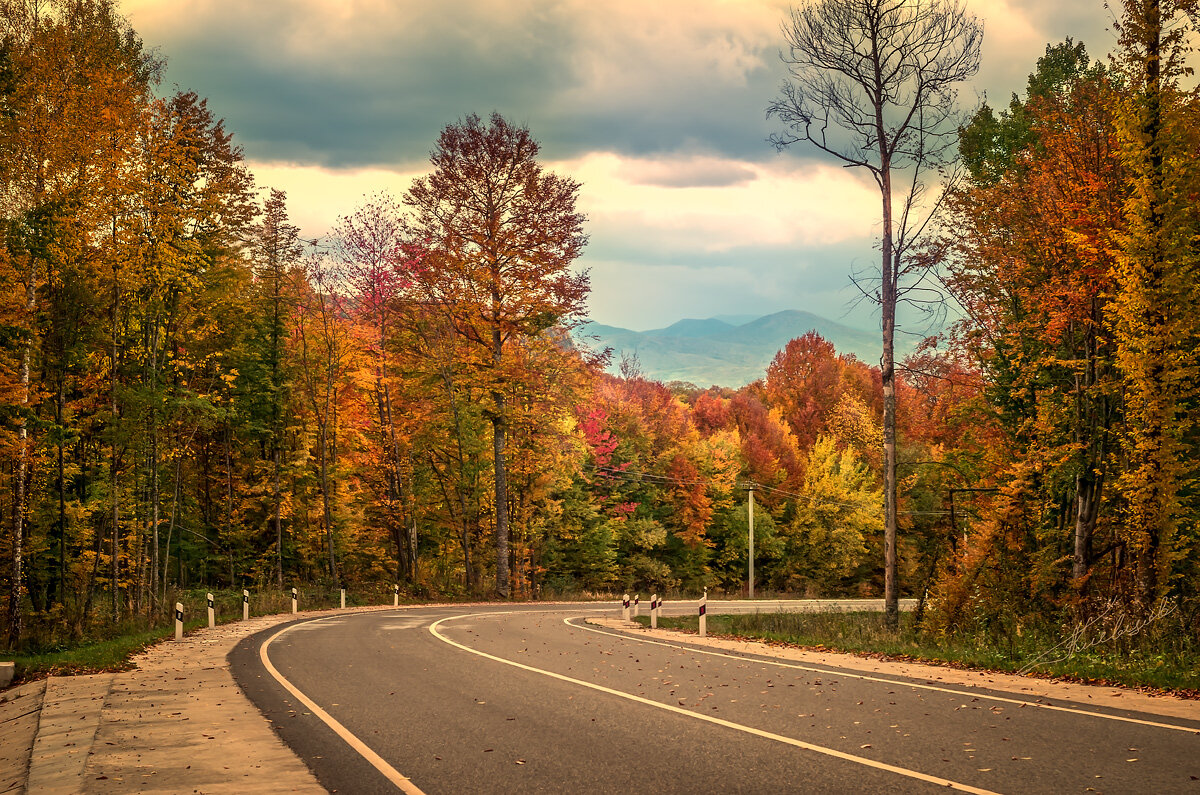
[647,318,736,338]
[576,309,894,388]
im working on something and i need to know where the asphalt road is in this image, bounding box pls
[229,602,1200,794]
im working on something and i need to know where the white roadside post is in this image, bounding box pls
[622,593,630,621]
[242,589,250,621]
[633,594,640,618]
[207,592,215,628]
[340,588,346,609]
[393,583,399,607]
[699,589,707,638]
[650,593,658,629]
[174,602,184,641]
[291,587,298,614]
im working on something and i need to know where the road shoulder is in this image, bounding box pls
[587,617,1200,723]
[8,606,400,795]
[0,679,44,795]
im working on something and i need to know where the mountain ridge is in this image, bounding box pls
[576,309,889,387]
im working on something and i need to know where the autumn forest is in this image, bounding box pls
[3,0,1200,663]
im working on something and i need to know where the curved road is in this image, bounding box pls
[229,603,1200,794]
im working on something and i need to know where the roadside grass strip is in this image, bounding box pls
[430,612,999,795]
[568,618,1200,735]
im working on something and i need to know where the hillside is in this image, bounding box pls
[576,309,890,387]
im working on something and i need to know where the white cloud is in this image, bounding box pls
[247,161,421,236]
[557,152,878,253]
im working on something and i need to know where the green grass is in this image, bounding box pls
[2,585,412,684]
[4,586,615,685]
[637,611,1200,695]
[9,626,175,680]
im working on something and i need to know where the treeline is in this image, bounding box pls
[3,0,1200,654]
[0,1,958,651]
[931,15,1200,637]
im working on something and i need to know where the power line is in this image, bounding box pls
[584,464,952,518]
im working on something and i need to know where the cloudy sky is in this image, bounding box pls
[124,0,1116,332]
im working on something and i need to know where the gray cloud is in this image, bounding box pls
[141,0,790,168]
[618,158,758,188]
[128,0,1123,335]
[142,0,1124,174]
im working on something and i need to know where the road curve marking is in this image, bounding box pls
[567,618,1200,734]
[261,615,426,795]
[430,612,998,795]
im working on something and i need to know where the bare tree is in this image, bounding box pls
[768,0,982,626]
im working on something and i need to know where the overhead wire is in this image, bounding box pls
[583,463,942,517]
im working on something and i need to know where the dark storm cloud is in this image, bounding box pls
[143,0,790,169]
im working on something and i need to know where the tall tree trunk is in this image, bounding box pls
[150,389,159,607]
[224,428,235,586]
[492,322,510,598]
[1134,0,1165,607]
[491,403,510,598]
[382,383,407,579]
[111,264,121,625]
[407,457,418,583]
[879,160,900,630]
[162,455,182,596]
[1073,472,1103,582]
[274,443,282,588]
[53,378,66,609]
[57,423,65,608]
[7,270,35,648]
[318,419,337,584]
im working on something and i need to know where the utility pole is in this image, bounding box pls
[743,481,756,599]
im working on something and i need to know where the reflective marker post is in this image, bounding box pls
[393,583,399,607]
[207,592,215,628]
[175,602,184,641]
[633,594,640,618]
[699,589,707,638]
[291,587,298,614]
[622,593,630,621]
[242,589,250,621]
[340,588,346,609]
[651,593,658,629]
